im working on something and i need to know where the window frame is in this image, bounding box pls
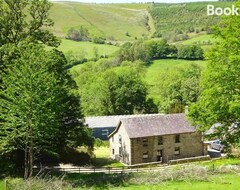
[175,135,180,143]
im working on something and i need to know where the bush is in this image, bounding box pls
[92,36,105,44]
[146,39,177,59]
[177,45,204,60]
[66,26,90,41]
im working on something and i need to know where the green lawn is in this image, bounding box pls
[57,39,119,59]
[93,146,123,167]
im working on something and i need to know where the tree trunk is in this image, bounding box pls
[24,145,29,179]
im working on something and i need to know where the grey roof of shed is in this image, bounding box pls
[109,114,196,138]
[85,114,164,129]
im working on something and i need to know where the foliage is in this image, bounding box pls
[177,45,204,60]
[0,0,59,47]
[117,40,149,63]
[73,59,157,116]
[146,39,177,59]
[66,26,90,41]
[154,63,203,113]
[92,36,105,44]
[0,41,93,178]
[189,2,240,147]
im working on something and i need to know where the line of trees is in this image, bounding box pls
[117,39,204,63]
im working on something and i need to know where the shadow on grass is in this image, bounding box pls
[66,173,132,189]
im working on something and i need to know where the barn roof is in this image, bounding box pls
[85,114,164,129]
[109,113,196,138]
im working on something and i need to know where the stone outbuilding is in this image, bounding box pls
[108,113,205,165]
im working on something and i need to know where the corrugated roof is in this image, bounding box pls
[119,113,196,138]
[85,114,164,129]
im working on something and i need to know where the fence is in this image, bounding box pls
[33,166,139,174]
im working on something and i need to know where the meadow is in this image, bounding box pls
[57,39,119,59]
[48,2,151,41]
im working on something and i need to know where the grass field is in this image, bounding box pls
[113,173,240,190]
[145,59,206,86]
[49,2,151,41]
[57,39,119,59]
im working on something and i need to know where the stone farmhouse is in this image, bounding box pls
[109,114,206,165]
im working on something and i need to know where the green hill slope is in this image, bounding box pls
[49,2,151,41]
[149,2,233,40]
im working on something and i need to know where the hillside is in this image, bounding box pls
[149,2,232,41]
[49,2,151,41]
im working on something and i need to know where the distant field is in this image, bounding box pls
[57,39,119,59]
[49,2,151,41]
[181,34,218,45]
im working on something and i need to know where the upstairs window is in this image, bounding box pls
[119,135,122,144]
[143,138,148,147]
[175,135,180,143]
[158,136,163,145]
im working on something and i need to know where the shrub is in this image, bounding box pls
[177,45,204,60]
[66,26,90,41]
[92,36,105,44]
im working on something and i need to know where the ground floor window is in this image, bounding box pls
[112,149,115,155]
[174,147,180,155]
[142,151,149,162]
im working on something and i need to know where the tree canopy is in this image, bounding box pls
[189,3,240,147]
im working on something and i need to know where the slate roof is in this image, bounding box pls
[85,114,164,129]
[109,113,196,138]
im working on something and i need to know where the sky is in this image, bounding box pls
[50,0,217,3]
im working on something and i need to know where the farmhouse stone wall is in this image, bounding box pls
[109,123,131,165]
[130,132,204,165]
